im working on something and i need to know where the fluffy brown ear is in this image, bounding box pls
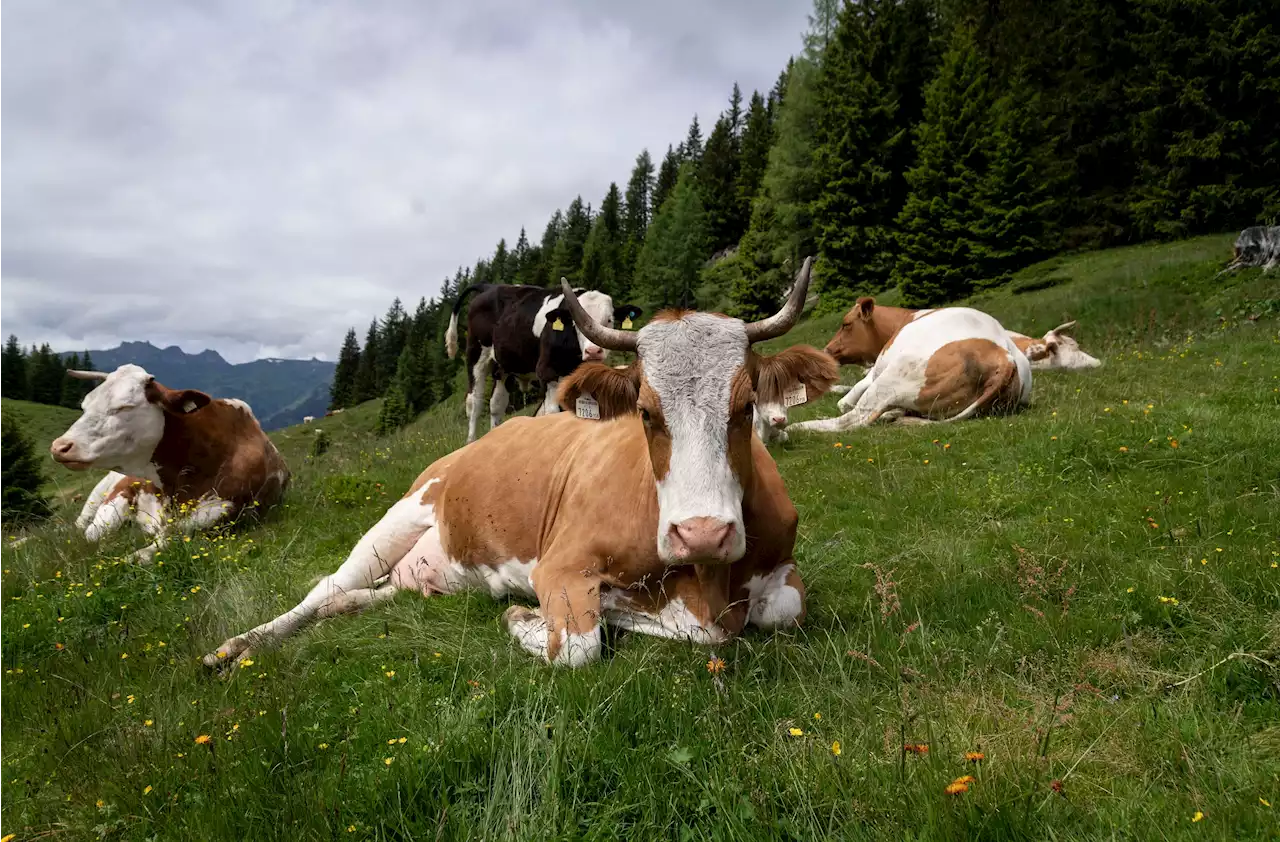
[855,297,876,320]
[1022,340,1055,361]
[145,380,213,415]
[755,345,840,403]
[557,362,641,420]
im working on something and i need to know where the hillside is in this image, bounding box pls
[2,237,1278,840]
[63,341,334,430]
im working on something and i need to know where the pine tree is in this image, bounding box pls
[392,341,427,415]
[491,238,511,284]
[810,0,904,310]
[60,353,82,408]
[538,210,565,285]
[353,320,381,402]
[635,165,708,308]
[29,344,64,405]
[80,350,95,374]
[376,299,409,390]
[653,145,682,218]
[512,228,534,284]
[735,91,772,235]
[376,382,410,434]
[681,116,704,167]
[329,328,361,409]
[699,115,741,252]
[623,150,655,284]
[1,415,51,526]
[582,183,626,296]
[1,335,28,400]
[550,197,591,286]
[803,0,840,59]
[894,26,996,305]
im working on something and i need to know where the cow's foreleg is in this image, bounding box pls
[537,380,562,416]
[127,495,226,564]
[202,493,436,670]
[836,371,875,413]
[791,376,902,433]
[504,565,602,667]
[465,346,493,443]
[77,472,125,538]
[743,561,806,630]
[489,378,510,429]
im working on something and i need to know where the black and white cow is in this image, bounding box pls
[445,282,641,442]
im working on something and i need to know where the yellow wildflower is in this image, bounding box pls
[831,741,841,756]
[144,719,154,727]
[143,785,153,795]
[318,743,329,750]
[194,734,212,745]
[384,670,396,678]
[384,757,394,766]
[1192,811,1204,823]
[788,728,804,737]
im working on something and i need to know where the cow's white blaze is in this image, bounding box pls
[52,365,165,480]
[533,291,615,359]
[639,313,748,563]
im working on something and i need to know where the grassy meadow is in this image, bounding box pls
[2,234,1278,840]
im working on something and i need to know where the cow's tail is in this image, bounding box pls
[946,354,1019,423]
[445,284,486,359]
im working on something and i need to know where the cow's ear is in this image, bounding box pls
[614,304,643,325]
[558,362,640,420]
[855,297,876,320]
[755,345,840,402]
[544,307,572,334]
[145,379,213,415]
[1023,340,1055,361]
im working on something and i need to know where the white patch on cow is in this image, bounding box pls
[223,398,254,416]
[77,472,126,532]
[603,592,728,643]
[466,346,494,442]
[537,379,562,416]
[51,364,167,477]
[744,563,803,629]
[503,610,602,667]
[638,313,748,563]
[441,557,538,600]
[533,290,616,358]
[489,378,510,429]
[553,628,603,666]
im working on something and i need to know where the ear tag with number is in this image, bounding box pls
[183,400,199,413]
[622,317,633,329]
[575,394,600,420]
[783,382,808,408]
[552,318,564,332]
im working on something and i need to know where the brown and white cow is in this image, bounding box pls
[202,260,821,670]
[1006,322,1101,371]
[50,365,290,561]
[445,282,643,443]
[789,298,1033,433]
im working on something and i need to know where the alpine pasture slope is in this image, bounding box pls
[2,234,1278,841]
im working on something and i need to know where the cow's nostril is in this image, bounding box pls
[51,439,74,455]
[771,415,787,428]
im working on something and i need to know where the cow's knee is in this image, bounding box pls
[504,606,602,667]
[746,563,806,630]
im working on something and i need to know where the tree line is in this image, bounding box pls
[1,335,97,408]
[332,0,1278,428]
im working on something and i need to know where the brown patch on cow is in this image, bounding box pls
[145,381,290,517]
[916,339,1022,419]
[824,298,919,365]
[754,345,840,404]
[1008,332,1052,361]
[636,380,671,480]
[105,474,161,505]
[557,362,642,419]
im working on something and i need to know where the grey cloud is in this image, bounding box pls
[2,0,809,363]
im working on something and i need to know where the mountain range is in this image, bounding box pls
[65,341,335,431]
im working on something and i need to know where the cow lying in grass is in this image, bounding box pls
[50,365,290,561]
[789,298,1034,433]
[204,260,822,670]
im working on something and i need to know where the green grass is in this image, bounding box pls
[3,235,1278,840]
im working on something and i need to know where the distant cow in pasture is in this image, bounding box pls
[789,298,1033,433]
[203,260,821,670]
[51,365,291,561]
[1221,225,1280,273]
[445,282,642,442]
[303,416,315,424]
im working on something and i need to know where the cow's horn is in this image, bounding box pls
[66,370,109,381]
[745,256,811,343]
[1051,320,1077,335]
[559,278,638,352]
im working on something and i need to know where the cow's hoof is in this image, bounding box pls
[502,605,539,629]
[127,546,158,565]
[202,637,252,671]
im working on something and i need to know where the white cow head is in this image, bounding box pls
[1022,322,1101,370]
[50,364,211,477]
[558,259,814,565]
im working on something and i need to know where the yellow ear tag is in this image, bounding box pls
[622,317,633,329]
[552,318,564,332]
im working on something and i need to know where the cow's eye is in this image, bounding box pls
[640,408,652,425]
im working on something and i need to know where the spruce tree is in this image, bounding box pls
[353,320,381,402]
[635,165,708,308]
[699,115,741,252]
[330,328,361,410]
[512,228,534,284]
[29,344,64,405]
[810,0,903,310]
[735,91,772,237]
[538,210,564,285]
[2,335,29,400]
[376,383,410,434]
[623,150,655,285]
[1,415,51,526]
[491,238,511,284]
[652,145,682,218]
[582,184,625,296]
[60,353,82,408]
[376,299,409,390]
[682,116,704,167]
[551,197,591,286]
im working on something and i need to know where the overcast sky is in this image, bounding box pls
[2,0,809,364]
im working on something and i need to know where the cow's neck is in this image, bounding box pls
[871,306,922,356]
[149,403,235,502]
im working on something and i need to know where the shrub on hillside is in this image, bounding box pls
[2,415,52,527]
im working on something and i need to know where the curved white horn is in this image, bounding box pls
[559,278,638,353]
[1051,320,1078,335]
[66,370,109,381]
[745,256,812,343]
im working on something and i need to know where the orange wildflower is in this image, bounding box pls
[965,751,985,762]
[944,780,969,795]
[903,743,929,755]
[706,657,726,674]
